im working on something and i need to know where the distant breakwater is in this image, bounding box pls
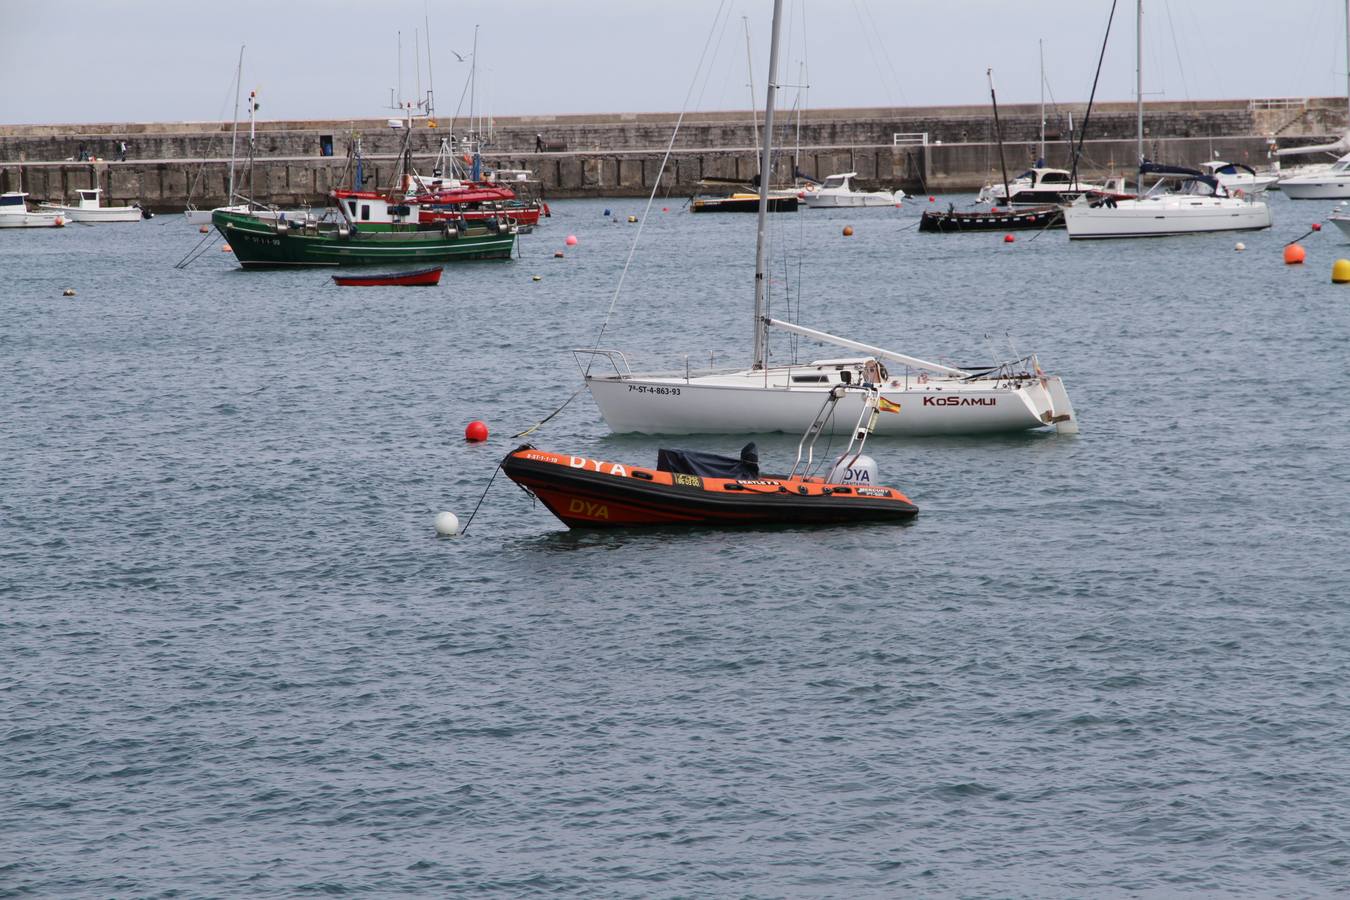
[2,98,1343,211]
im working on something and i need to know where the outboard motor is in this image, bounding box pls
[827,453,878,487]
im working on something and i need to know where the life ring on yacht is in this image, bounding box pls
[1233,188,1244,199]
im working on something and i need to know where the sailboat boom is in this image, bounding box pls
[765,318,971,377]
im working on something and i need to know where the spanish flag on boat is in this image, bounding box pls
[877,396,901,414]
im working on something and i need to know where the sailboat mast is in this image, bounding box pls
[988,68,1011,205]
[1136,0,1144,196]
[752,0,785,371]
[228,45,244,202]
[1345,0,1349,128]
[744,17,759,156]
[1039,39,1046,162]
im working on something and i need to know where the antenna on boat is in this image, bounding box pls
[752,0,785,372]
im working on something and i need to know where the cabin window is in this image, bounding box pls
[361,204,371,221]
[346,200,356,215]
[1042,172,1070,184]
[0,195,22,206]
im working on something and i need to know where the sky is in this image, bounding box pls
[4,0,1349,126]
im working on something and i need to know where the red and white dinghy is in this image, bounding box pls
[502,386,919,529]
[331,266,443,287]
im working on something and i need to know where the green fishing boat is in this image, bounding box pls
[213,207,515,268]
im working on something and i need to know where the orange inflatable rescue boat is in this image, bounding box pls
[502,385,918,529]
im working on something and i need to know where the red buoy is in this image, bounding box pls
[1312,223,1323,232]
[465,421,489,442]
[1004,233,1015,243]
[928,195,936,203]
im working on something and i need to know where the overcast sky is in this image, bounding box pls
[5,0,1348,125]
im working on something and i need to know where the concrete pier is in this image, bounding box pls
[2,97,1343,210]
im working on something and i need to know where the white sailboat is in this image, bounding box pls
[579,0,1077,437]
[1063,0,1271,239]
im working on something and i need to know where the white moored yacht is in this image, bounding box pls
[579,0,1077,438]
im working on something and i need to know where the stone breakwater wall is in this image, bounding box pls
[1,99,1343,209]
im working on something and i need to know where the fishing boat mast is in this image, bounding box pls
[228,45,244,204]
[751,0,785,371]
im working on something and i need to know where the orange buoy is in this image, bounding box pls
[465,421,489,442]
[1284,243,1307,265]
[842,225,854,236]
[1004,233,1015,243]
[221,243,232,252]
[198,224,209,233]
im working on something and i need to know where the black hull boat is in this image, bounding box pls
[919,204,1063,233]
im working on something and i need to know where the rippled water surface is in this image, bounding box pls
[4,195,1350,896]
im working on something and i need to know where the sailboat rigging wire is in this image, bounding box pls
[1071,0,1120,186]
[583,0,733,377]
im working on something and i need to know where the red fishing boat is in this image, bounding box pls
[331,265,443,286]
[502,386,919,529]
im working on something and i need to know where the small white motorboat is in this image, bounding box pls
[801,172,902,208]
[0,192,67,228]
[40,188,145,223]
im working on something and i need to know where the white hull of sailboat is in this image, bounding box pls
[586,370,1072,436]
[1063,197,1272,239]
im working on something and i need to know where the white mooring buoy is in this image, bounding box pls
[434,511,461,536]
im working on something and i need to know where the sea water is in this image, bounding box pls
[3,196,1349,895]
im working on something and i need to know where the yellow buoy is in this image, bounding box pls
[627,215,637,223]
[532,275,542,281]
[1332,259,1350,283]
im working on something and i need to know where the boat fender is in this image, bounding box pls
[442,223,459,239]
[827,454,878,486]
[337,224,349,238]
[485,219,500,234]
